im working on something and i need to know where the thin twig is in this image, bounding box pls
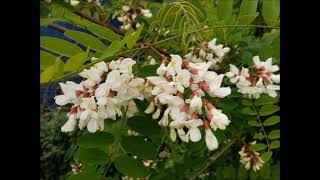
[250,100,270,151]
[154,24,280,46]
[48,23,67,33]
[73,10,124,35]
[190,133,242,180]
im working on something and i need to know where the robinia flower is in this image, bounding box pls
[185,38,230,68]
[225,56,280,98]
[55,58,145,133]
[144,54,231,151]
[239,142,264,171]
[113,4,153,30]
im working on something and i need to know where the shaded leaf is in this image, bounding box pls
[250,143,267,151]
[261,151,273,163]
[259,105,279,116]
[114,155,149,178]
[77,132,114,150]
[270,140,280,149]
[121,136,157,159]
[76,148,107,164]
[263,116,280,126]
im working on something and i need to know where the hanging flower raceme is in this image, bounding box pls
[144,54,231,151]
[112,3,152,30]
[185,38,230,68]
[55,58,145,133]
[225,56,280,99]
[66,0,102,7]
[239,142,264,171]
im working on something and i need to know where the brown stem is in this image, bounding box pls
[48,23,67,33]
[190,133,242,180]
[73,10,124,35]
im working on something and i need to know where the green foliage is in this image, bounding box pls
[114,155,149,178]
[121,136,157,159]
[40,1,280,179]
[40,57,64,84]
[259,105,280,116]
[75,148,108,164]
[239,0,259,24]
[77,132,114,151]
[217,0,233,20]
[40,50,58,70]
[64,51,89,71]
[87,23,122,42]
[127,116,162,143]
[263,116,280,126]
[64,30,107,53]
[262,0,280,26]
[40,36,84,57]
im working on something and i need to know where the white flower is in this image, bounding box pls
[184,119,203,142]
[87,113,104,133]
[170,128,177,142]
[169,106,186,122]
[105,70,122,91]
[78,97,105,133]
[152,107,161,119]
[119,58,136,73]
[265,84,280,98]
[158,107,171,127]
[55,81,83,106]
[189,94,202,113]
[141,9,153,18]
[151,82,176,96]
[94,61,108,72]
[174,69,190,93]
[167,54,182,77]
[70,0,80,6]
[126,100,139,118]
[209,109,230,130]
[170,120,189,142]
[205,128,218,151]
[109,60,121,70]
[61,113,77,132]
[79,67,102,87]
[206,74,231,98]
[145,101,155,114]
[122,5,130,12]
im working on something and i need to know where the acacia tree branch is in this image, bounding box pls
[190,133,243,180]
[74,10,124,35]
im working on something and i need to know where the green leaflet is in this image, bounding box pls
[239,0,259,24]
[40,58,64,84]
[64,30,107,53]
[40,37,84,57]
[114,155,149,178]
[87,23,122,42]
[217,0,233,20]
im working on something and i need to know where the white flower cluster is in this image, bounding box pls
[144,54,231,151]
[185,38,230,68]
[66,0,101,7]
[225,56,280,99]
[55,58,145,133]
[113,5,152,30]
[239,142,264,171]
